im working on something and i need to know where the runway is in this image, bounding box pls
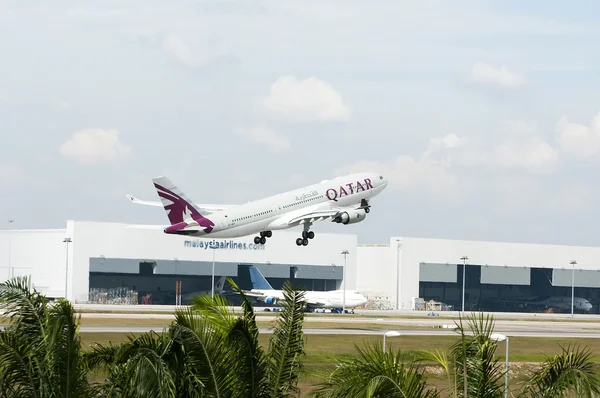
[72,325,600,339]
[68,304,600,321]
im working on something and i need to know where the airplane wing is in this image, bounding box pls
[286,209,341,225]
[285,201,370,226]
[240,290,269,298]
[305,299,329,307]
[126,194,234,213]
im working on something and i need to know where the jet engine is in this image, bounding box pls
[332,208,367,225]
[265,297,278,305]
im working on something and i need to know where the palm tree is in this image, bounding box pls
[315,311,600,398]
[0,276,93,397]
[86,278,307,398]
[520,343,600,398]
[419,312,506,398]
[313,341,439,397]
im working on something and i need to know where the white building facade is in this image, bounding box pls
[0,220,357,304]
[357,237,600,313]
[2,221,600,312]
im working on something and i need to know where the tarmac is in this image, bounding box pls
[2,304,599,339]
[68,326,598,339]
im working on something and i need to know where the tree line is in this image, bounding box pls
[0,276,599,397]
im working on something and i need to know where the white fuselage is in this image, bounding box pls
[252,288,368,309]
[182,172,387,238]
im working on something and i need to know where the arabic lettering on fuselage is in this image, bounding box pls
[326,178,373,202]
[294,190,319,201]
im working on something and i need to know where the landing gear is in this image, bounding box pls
[361,198,371,213]
[295,238,308,246]
[254,230,272,245]
[296,224,315,246]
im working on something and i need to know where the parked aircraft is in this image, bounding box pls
[126,172,387,246]
[180,275,226,304]
[486,295,593,313]
[239,264,367,313]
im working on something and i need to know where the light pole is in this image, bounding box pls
[461,256,468,315]
[211,247,216,298]
[7,220,13,279]
[396,239,401,310]
[341,250,349,313]
[383,331,401,353]
[63,237,72,300]
[570,260,577,318]
[490,333,509,398]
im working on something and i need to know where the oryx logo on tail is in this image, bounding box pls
[152,177,215,234]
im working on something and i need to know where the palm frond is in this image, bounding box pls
[171,308,240,397]
[0,276,47,336]
[313,341,438,398]
[521,343,600,398]
[446,312,505,398]
[190,286,237,333]
[266,281,306,397]
[417,348,458,397]
[0,328,40,397]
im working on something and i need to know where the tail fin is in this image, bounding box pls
[152,176,206,226]
[248,265,274,290]
[215,276,226,293]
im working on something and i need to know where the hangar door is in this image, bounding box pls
[419,263,457,283]
[480,266,531,285]
[552,269,600,288]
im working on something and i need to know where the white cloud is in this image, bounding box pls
[263,76,350,122]
[426,126,559,174]
[334,126,559,199]
[469,62,526,88]
[556,112,600,157]
[60,128,131,165]
[484,139,559,173]
[236,125,290,153]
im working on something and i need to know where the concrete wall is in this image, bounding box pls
[0,228,69,298]
[356,244,393,299]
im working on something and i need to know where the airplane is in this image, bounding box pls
[485,296,593,313]
[239,264,367,313]
[180,275,226,304]
[126,172,388,247]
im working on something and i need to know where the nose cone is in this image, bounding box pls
[373,174,388,189]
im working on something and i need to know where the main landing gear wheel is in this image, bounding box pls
[296,238,309,246]
[254,231,272,245]
[302,231,315,239]
[296,229,314,246]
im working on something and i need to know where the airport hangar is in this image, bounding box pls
[2,220,600,313]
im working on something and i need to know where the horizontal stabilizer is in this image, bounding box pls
[124,224,165,230]
[126,194,234,214]
[126,194,163,207]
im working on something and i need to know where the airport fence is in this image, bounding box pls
[85,287,139,305]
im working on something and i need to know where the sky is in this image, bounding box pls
[3,0,600,247]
